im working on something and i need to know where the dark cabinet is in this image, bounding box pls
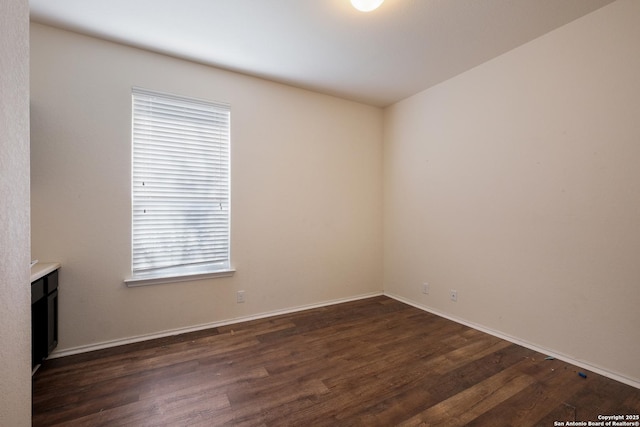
[31,269,58,369]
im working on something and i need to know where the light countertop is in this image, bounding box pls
[31,262,61,283]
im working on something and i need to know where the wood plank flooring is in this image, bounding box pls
[32,296,640,426]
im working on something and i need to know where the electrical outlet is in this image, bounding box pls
[450,290,458,302]
[236,290,245,303]
[422,282,429,294]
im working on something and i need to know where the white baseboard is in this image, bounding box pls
[49,291,384,359]
[384,291,640,390]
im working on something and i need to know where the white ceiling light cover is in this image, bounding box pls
[350,0,384,12]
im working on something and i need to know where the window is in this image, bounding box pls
[126,88,232,286]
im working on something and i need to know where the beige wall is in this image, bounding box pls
[30,23,383,352]
[0,0,31,425]
[384,0,640,384]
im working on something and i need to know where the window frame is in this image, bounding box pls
[125,87,234,287]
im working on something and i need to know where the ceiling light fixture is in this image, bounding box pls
[350,0,384,12]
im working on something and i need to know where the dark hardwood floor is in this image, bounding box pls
[32,296,640,426]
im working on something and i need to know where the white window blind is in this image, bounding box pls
[131,88,230,279]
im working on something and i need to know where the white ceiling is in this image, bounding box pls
[30,0,615,107]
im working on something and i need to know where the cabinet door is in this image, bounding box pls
[32,298,47,368]
[32,270,60,368]
[47,289,58,355]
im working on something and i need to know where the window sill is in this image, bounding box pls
[125,268,235,287]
